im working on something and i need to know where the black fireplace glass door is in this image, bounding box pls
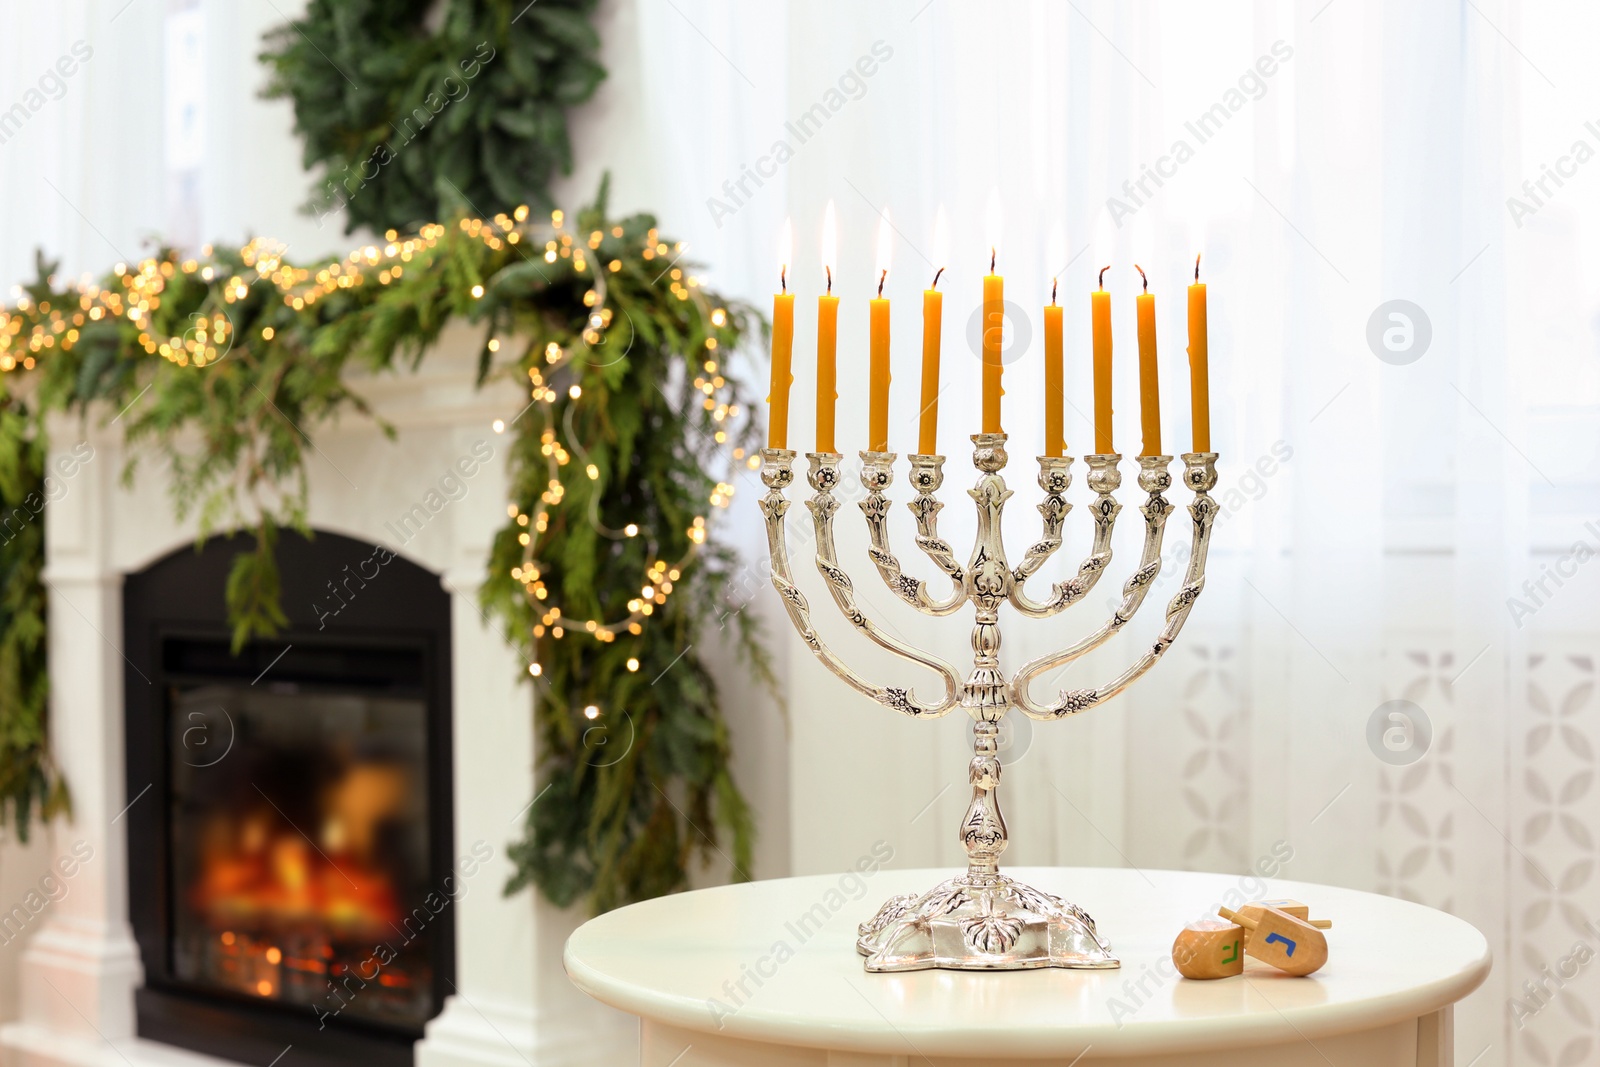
[168,680,434,1029]
[126,529,453,1067]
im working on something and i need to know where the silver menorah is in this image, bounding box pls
[759,434,1219,972]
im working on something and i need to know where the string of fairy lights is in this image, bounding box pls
[0,206,754,698]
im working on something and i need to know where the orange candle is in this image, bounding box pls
[1044,282,1064,457]
[983,261,1004,434]
[1091,268,1113,454]
[816,201,839,452]
[869,212,892,452]
[918,208,948,455]
[918,277,943,455]
[982,190,1004,434]
[869,293,890,450]
[767,220,795,449]
[817,292,838,452]
[1135,265,1161,457]
[1187,255,1210,453]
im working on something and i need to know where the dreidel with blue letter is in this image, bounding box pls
[1233,898,1332,954]
[1218,905,1329,976]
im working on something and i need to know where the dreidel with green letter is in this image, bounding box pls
[1171,918,1246,980]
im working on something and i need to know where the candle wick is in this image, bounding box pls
[877,269,886,298]
[1051,278,1058,305]
[1194,253,1201,282]
[826,265,832,295]
[932,266,944,290]
[781,265,787,293]
[1135,264,1148,292]
[1098,265,1109,289]
[990,248,996,274]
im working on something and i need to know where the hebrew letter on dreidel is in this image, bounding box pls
[1172,919,1245,980]
[1219,905,1328,977]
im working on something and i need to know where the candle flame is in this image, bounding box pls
[984,187,1002,263]
[931,204,949,280]
[820,200,838,287]
[1135,264,1148,292]
[1047,220,1065,304]
[778,217,793,291]
[874,208,893,286]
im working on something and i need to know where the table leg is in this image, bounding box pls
[1415,1006,1454,1067]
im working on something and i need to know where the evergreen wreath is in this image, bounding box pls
[262,0,606,234]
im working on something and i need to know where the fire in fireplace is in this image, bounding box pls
[125,530,455,1067]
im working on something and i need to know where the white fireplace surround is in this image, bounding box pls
[0,327,635,1066]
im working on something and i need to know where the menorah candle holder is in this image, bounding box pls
[759,433,1219,972]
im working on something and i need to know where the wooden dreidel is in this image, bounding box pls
[1235,899,1331,953]
[1218,905,1328,977]
[1171,919,1245,980]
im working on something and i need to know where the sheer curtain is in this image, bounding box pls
[738,4,1593,1066]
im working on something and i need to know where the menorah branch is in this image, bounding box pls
[759,450,957,717]
[1008,454,1122,618]
[1010,453,1217,720]
[859,451,968,616]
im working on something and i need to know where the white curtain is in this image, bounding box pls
[6,1,1600,1064]
[695,4,1596,1066]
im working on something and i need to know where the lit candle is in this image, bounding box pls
[1044,226,1066,457]
[982,190,1004,434]
[1134,265,1161,457]
[869,211,892,453]
[1091,266,1113,454]
[1044,280,1064,457]
[917,207,948,456]
[1188,254,1210,453]
[767,218,795,449]
[816,201,839,453]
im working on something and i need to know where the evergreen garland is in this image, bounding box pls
[261,0,606,234]
[0,181,767,908]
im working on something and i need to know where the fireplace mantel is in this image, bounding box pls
[0,328,629,1066]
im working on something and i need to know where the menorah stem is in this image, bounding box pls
[960,433,1013,720]
[961,720,1007,883]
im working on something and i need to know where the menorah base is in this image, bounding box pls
[855,873,1120,972]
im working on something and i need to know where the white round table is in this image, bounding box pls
[565,866,1490,1066]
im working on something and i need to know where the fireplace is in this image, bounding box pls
[123,529,455,1066]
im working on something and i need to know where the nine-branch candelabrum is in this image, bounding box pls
[759,434,1219,972]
